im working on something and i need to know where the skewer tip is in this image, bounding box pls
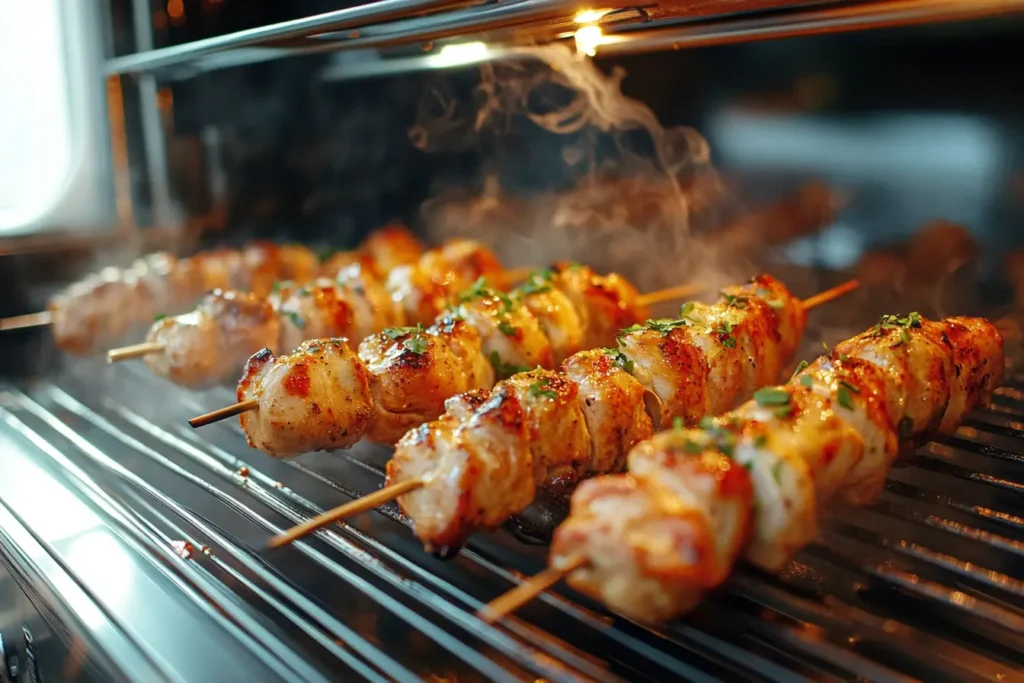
[107,341,166,363]
[187,399,260,428]
[478,556,589,623]
[265,477,427,549]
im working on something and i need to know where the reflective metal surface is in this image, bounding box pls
[0,348,1021,681]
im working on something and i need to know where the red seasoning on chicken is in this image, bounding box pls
[386,276,806,553]
[230,265,653,457]
[548,313,1003,624]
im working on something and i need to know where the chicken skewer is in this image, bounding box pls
[264,278,859,550]
[105,238,525,388]
[189,264,692,447]
[0,223,425,354]
[481,313,1004,624]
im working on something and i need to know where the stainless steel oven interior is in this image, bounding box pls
[0,1,1022,681]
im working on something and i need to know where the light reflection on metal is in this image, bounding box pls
[573,8,610,24]
[573,24,604,56]
[433,40,490,66]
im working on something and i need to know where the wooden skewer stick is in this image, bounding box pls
[266,477,426,549]
[636,283,702,308]
[0,311,52,331]
[107,341,167,363]
[801,278,859,311]
[187,399,259,428]
[479,555,589,623]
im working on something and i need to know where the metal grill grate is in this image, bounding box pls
[0,356,1022,682]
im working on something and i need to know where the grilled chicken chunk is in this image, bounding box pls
[144,290,280,389]
[359,317,494,444]
[386,240,505,326]
[549,263,647,350]
[238,339,373,457]
[387,387,535,553]
[549,314,1003,624]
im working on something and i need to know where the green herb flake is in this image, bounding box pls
[317,248,337,263]
[403,335,429,355]
[519,268,553,296]
[647,318,689,335]
[684,439,704,454]
[837,386,853,409]
[497,320,518,337]
[286,311,305,329]
[489,351,529,379]
[754,387,791,406]
[679,301,696,319]
[601,348,635,374]
[872,312,924,346]
[528,378,558,400]
[791,360,809,380]
[616,324,647,342]
[154,313,167,322]
[699,416,715,430]
[721,292,749,310]
[822,341,830,351]
[799,374,814,387]
[840,354,850,362]
[673,416,684,431]
[754,434,768,449]
[772,460,784,484]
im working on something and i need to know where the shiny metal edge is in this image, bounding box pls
[105,0,1024,80]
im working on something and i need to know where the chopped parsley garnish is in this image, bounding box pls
[800,374,814,387]
[715,321,737,348]
[271,280,291,294]
[296,287,311,297]
[872,312,923,346]
[673,416,684,431]
[601,348,635,374]
[403,335,429,355]
[317,248,337,263]
[754,387,790,405]
[647,318,689,335]
[840,354,850,362]
[721,292,749,309]
[791,360,809,380]
[754,387,793,418]
[528,377,558,400]
[154,313,166,322]
[755,287,783,308]
[772,460,784,483]
[754,434,768,449]
[498,320,518,337]
[684,439,704,454]
[519,269,553,296]
[679,301,696,318]
[489,351,529,379]
[459,277,494,302]
[286,311,305,329]
[898,416,914,439]
[822,341,830,350]
[837,386,854,409]
[616,324,646,342]
[382,323,429,354]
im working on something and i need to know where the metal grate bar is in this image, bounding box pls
[1,356,1023,680]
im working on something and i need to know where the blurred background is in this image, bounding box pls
[4,1,1021,369]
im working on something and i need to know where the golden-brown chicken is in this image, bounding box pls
[238,339,373,457]
[548,314,1003,624]
[359,318,494,444]
[144,290,281,389]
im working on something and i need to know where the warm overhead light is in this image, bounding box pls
[433,41,491,67]
[573,24,603,57]
[573,9,609,24]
